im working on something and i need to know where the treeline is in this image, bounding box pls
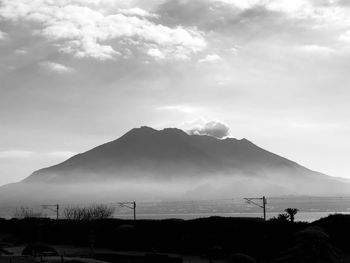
[13,204,114,220]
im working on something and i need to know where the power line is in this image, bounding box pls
[113,201,136,221]
[41,204,59,220]
[244,196,267,221]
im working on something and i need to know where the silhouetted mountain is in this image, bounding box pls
[0,126,349,204]
[24,126,323,183]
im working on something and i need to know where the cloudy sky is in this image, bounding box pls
[1,0,350,186]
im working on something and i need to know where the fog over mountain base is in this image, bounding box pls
[0,172,349,206]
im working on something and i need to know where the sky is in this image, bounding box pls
[1,0,350,186]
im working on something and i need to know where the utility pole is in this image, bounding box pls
[133,201,136,221]
[244,196,267,221]
[118,201,136,221]
[41,204,59,220]
[56,204,59,220]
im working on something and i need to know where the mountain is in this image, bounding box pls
[1,126,349,204]
[24,126,322,182]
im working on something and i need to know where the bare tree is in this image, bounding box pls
[284,208,299,222]
[62,204,114,220]
[13,207,42,219]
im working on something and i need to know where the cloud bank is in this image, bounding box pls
[0,0,206,60]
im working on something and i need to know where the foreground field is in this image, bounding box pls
[0,215,350,262]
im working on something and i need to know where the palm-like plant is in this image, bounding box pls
[277,213,289,221]
[284,208,299,222]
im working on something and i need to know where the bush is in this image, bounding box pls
[13,207,42,219]
[22,242,58,256]
[62,204,114,220]
[270,213,290,222]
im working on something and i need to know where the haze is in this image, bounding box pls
[1,0,350,186]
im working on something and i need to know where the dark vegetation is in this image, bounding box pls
[13,204,114,220]
[13,207,43,219]
[0,214,350,262]
[284,208,299,223]
[62,205,114,220]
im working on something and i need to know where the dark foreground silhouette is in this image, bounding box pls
[0,214,350,262]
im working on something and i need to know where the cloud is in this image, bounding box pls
[39,62,75,73]
[186,120,230,139]
[48,151,77,158]
[0,30,8,40]
[298,44,335,55]
[147,48,166,60]
[157,0,350,49]
[118,7,158,18]
[14,49,28,55]
[156,105,200,114]
[339,31,350,42]
[0,150,77,159]
[0,150,35,158]
[216,0,319,17]
[198,54,222,63]
[0,0,206,60]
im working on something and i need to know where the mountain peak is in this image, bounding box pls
[161,127,188,136]
[122,126,157,137]
[125,126,189,139]
[135,126,158,133]
[140,125,156,130]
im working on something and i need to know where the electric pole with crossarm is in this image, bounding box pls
[118,201,136,221]
[41,204,59,220]
[244,196,267,221]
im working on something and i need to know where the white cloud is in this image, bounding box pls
[39,61,75,73]
[0,0,206,60]
[0,150,35,158]
[118,7,158,18]
[0,150,77,159]
[147,48,166,60]
[265,0,311,14]
[216,0,310,12]
[216,0,350,27]
[198,54,222,63]
[217,0,261,10]
[48,151,77,158]
[156,105,200,114]
[185,119,231,139]
[299,44,335,55]
[339,31,350,42]
[0,30,8,40]
[14,49,28,55]
[230,47,239,55]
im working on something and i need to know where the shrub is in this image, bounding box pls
[270,213,290,222]
[22,243,58,256]
[62,204,114,220]
[13,207,42,219]
[284,208,299,222]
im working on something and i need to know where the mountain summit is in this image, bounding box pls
[1,126,348,204]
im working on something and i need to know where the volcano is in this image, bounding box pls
[1,126,349,204]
